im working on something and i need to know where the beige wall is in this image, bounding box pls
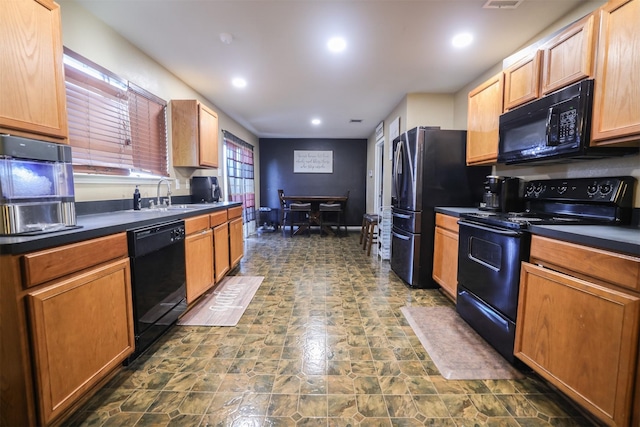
[406,94,455,130]
[369,0,640,211]
[58,0,259,205]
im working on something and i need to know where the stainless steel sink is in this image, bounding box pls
[166,204,201,210]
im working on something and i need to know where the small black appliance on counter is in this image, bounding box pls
[480,176,524,212]
[191,176,221,203]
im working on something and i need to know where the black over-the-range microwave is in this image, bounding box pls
[498,79,638,165]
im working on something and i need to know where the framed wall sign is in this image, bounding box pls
[294,150,333,173]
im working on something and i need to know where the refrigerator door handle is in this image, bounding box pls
[393,140,403,201]
[392,212,411,219]
[391,230,411,240]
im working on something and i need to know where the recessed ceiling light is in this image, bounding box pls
[311,118,321,125]
[232,77,247,88]
[452,33,473,48]
[219,32,233,44]
[327,37,346,53]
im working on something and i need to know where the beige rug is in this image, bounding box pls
[178,276,264,326]
[401,305,524,380]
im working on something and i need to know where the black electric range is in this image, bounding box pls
[461,176,636,230]
[456,176,636,363]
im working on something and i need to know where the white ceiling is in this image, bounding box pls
[73,0,596,139]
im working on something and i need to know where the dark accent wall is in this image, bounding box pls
[259,138,367,226]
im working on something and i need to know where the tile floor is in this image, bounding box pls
[65,230,598,427]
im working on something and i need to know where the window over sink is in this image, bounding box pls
[63,48,168,177]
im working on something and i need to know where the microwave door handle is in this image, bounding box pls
[546,107,560,146]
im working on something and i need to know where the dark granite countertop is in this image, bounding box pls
[0,201,241,255]
[434,207,483,217]
[435,206,639,257]
[528,224,640,257]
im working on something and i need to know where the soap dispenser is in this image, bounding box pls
[133,185,141,210]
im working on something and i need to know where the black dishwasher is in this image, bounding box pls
[127,220,187,363]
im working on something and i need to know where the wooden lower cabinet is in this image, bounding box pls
[184,215,214,304]
[516,236,640,427]
[432,213,459,300]
[229,216,243,268]
[213,222,230,282]
[27,258,134,425]
[185,228,214,304]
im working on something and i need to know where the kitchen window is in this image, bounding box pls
[63,48,168,177]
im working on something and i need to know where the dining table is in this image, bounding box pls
[281,195,348,236]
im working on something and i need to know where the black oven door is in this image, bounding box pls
[457,220,530,320]
[456,219,530,362]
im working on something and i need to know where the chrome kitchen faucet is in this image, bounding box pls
[156,178,172,207]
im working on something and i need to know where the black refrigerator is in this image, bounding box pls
[391,127,490,288]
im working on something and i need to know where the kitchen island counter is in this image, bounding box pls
[0,202,241,255]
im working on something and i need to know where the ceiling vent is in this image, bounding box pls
[483,0,523,9]
[349,119,363,123]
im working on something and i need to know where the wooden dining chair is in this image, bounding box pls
[278,189,289,231]
[319,202,343,236]
[288,202,311,237]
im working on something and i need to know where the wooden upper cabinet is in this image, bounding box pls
[503,50,542,111]
[541,12,597,95]
[591,0,640,146]
[466,72,503,165]
[198,104,219,167]
[171,100,219,168]
[0,0,68,141]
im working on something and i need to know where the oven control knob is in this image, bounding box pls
[599,184,612,195]
[587,183,598,195]
[557,186,567,194]
[534,184,544,196]
[525,184,535,197]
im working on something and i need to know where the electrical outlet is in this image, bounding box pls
[175,179,180,190]
[185,179,190,190]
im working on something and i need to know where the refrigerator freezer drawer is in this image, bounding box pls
[391,226,421,287]
[392,208,421,234]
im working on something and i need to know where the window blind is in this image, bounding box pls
[63,48,168,176]
[128,83,168,176]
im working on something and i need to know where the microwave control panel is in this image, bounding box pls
[558,109,577,143]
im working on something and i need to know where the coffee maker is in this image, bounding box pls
[191,176,222,203]
[480,176,523,212]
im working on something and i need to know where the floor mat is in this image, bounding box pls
[177,276,264,326]
[401,305,524,380]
